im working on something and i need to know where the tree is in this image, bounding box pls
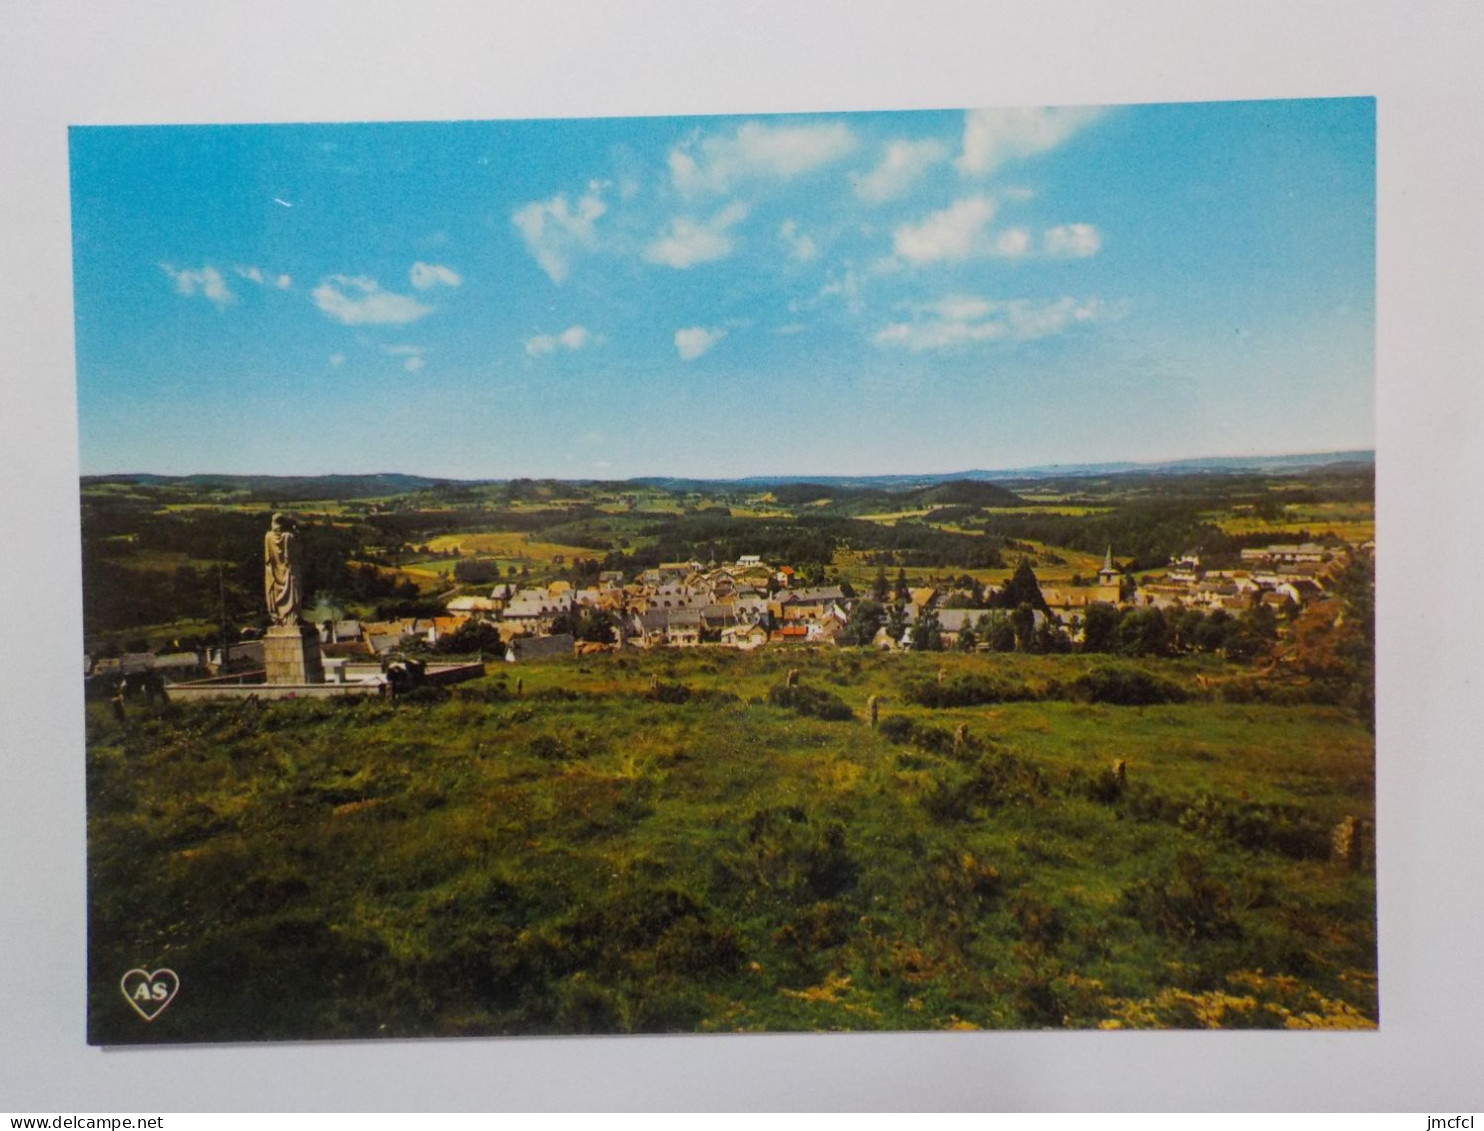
[884,603,908,645]
[1034,618,1070,654]
[433,620,502,655]
[1193,608,1232,653]
[571,609,616,644]
[995,560,1048,612]
[1117,607,1170,657]
[979,612,1017,652]
[871,567,890,603]
[894,567,911,603]
[1011,603,1037,651]
[1081,602,1120,653]
[910,608,944,652]
[840,599,885,647]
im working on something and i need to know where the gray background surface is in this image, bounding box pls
[2,0,1480,1111]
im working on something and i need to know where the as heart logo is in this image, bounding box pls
[119,968,179,1021]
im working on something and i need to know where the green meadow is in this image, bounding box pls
[87,647,1375,1042]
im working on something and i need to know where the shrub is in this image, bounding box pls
[767,683,854,721]
[877,715,916,744]
[923,751,1047,822]
[1122,853,1241,941]
[393,684,449,704]
[902,672,1038,708]
[526,734,572,761]
[644,681,692,704]
[1072,664,1187,705]
[1175,795,1332,861]
[449,681,511,704]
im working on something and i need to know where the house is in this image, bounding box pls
[366,632,407,657]
[650,583,703,609]
[732,593,770,623]
[720,622,769,650]
[871,625,903,651]
[628,608,702,647]
[1240,542,1330,566]
[446,595,498,615]
[316,619,363,644]
[933,608,996,648]
[505,633,574,663]
[502,588,573,632]
[787,585,847,610]
[431,615,470,641]
[662,607,704,646]
[1040,588,1100,622]
[1167,554,1202,585]
[700,604,740,633]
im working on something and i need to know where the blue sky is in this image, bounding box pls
[70,99,1373,479]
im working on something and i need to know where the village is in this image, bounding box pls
[87,535,1370,689]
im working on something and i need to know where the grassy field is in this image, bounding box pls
[422,531,609,562]
[87,647,1375,1043]
[831,541,1106,590]
[1213,502,1375,543]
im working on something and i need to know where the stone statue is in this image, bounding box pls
[263,513,303,626]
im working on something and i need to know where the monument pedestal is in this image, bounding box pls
[263,624,324,685]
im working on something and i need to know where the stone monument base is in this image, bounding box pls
[263,623,324,685]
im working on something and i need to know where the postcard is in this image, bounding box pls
[72,98,1376,1044]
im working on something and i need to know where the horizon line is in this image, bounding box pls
[79,446,1376,484]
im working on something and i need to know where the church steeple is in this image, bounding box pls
[1098,546,1119,588]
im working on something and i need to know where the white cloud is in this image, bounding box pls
[674,326,725,361]
[1044,223,1102,257]
[328,353,345,367]
[525,324,593,357]
[778,219,817,262]
[382,344,428,372]
[160,264,233,308]
[854,138,950,203]
[234,265,292,289]
[644,201,749,269]
[511,183,608,283]
[872,295,1112,351]
[819,268,862,315]
[669,120,857,194]
[891,196,998,264]
[957,106,1104,176]
[995,227,1033,258]
[409,261,462,289]
[775,322,807,335]
[312,275,432,325]
[890,198,1090,266]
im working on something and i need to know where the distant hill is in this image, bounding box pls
[84,451,1373,500]
[81,472,468,501]
[907,479,1024,507]
[632,451,1373,492]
